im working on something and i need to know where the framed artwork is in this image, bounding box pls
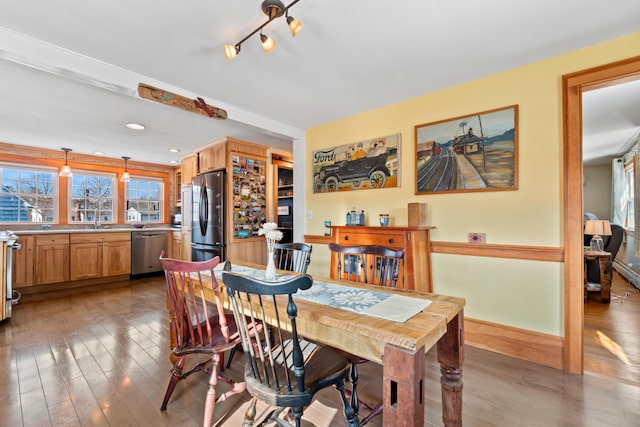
[312,133,401,193]
[415,105,518,194]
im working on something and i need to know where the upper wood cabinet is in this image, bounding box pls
[198,143,226,173]
[181,155,198,185]
[329,225,434,292]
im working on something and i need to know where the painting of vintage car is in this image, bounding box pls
[312,134,401,193]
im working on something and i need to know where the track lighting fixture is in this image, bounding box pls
[223,0,303,60]
[59,148,73,177]
[120,156,131,183]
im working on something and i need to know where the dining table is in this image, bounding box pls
[204,261,465,427]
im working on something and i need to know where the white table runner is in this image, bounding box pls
[212,263,431,323]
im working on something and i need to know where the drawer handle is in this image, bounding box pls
[388,238,394,243]
[344,236,349,241]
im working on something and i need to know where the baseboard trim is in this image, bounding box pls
[465,317,564,370]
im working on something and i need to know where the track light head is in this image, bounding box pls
[287,15,303,36]
[224,44,240,60]
[260,33,276,52]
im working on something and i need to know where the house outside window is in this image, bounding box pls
[0,165,57,223]
[125,178,163,223]
[70,173,116,223]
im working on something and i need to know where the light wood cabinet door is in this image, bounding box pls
[13,235,34,287]
[69,232,131,279]
[70,242,102,280]
[198,144,226,172]
[181,155,198,185]
[170,231,182,260]
[35,235,70,285]
[102,240,131,276]
[181,228,192,261]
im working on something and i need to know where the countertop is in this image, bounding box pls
[8,226,180,235]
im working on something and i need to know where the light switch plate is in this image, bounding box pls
[468,232,486,244]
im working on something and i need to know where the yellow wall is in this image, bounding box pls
[305,32,640,336]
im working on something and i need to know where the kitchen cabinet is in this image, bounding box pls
[180,183,192,261]
[198,143,226,173]
[170,231,182,259]
[12,234,34,287]
[69,232,131,280]
[181,154,198,186]
[329,225,434,292]
[175,169,182,206]
[102,239,131,276]
[35,234,70,285]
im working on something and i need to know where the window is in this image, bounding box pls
[625,160,635,230]
[125,178,163,223]
[70,173,116,223]
[0,165,57,223]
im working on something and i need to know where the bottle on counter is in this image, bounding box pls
[350,208,357,225]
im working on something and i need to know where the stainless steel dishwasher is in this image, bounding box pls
[131,230,168,275]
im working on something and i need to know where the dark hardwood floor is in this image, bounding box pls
[1,273,639,426]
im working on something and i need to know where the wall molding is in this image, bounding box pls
[431,241,564,262]
[465,317,564,370]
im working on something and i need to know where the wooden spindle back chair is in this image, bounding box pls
[159,253,245,426]
[222,270,358,427]
[328,243,405,425]
[329,243,404,287]
[273,242,313,273]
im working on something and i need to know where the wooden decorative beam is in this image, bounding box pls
[138,83,227,120]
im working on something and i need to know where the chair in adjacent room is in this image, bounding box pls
[159,254,246,426]
[584,223,625,302]
[273,242,313,273]
[222,270,358,427]
[328,242,405,425]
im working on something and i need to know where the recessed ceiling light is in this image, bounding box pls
[169,160,179,164]
[125,122,146,130]
[168,148,181,153]
[93,151,105,155]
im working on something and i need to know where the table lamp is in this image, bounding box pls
[584,219,612,252]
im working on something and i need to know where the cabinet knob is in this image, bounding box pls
[344,236,349,241]
[389,238,394,243]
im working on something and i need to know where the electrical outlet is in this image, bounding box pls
[468,232,486,244]
[307,210,313,220]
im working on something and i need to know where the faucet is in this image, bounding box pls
[94,210,101,229]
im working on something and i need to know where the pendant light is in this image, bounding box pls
[120,156,131,182]
[59,148,73,177]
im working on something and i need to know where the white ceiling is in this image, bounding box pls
[0,1,639,166]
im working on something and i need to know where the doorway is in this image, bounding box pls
[564,55,640,374]
[272,154,294,243]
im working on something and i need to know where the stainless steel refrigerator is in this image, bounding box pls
[192,170,226,262]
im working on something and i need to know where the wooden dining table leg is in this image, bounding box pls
[437,310,464,427]
[382,344,425,427]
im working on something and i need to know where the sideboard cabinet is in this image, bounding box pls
[329,225,434,292]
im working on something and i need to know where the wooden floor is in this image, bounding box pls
[1,274,639,427]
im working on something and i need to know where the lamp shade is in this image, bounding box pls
[584,219,612,237]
